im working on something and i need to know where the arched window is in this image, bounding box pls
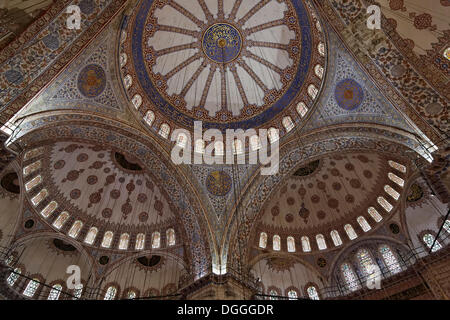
[250,135,262,151]
[214,141,224,156]
[273,235,281,251]
[318,42,325,56]
[48,284,62,300]
[316,234,327,250]
[357,216,371,232]
[388,173,404,187]
[194,139,205,154]
[23,160,42,176]
[377,196,393,212]
[282,116,295,132]
[233,139,244,155]
[314,64,324,79]
[158,124,170,139]
[341,263,359,292]
[135,233,145,250]
[119,53,127,67]
[152,232,161,249]
[287,236,296,252]
[31,188,48,206]
[104,286,117,300]
[296,102,308,117]
[308,84,318,99]
[119,233,129,250]
[301,236,311,252]
[306,286,320,300]
[25,175,42,191]
[53,211,70,230]
[368,207,382,222]
[144,111,155,127]
[40,200,58,218]
[176,133,188,148]
[259,232,267,248]
[268,289,278,300]
[330,230,342,246]
[7,268,21,286]
[423,233,442,252]
[73,283,83,299]
[166,228,176,246]
[379,244,401,274]
[268,128,279,144]
[132,94,142,109]
[443,220,450,233]
[23,278,40,297]
[68,220,83,238]
[388,160,406,173]
[357,248,378,281]
[127,290,137,299]
[84,227,98,245]
[344,224,357,240]
[101,231,114,248]
[288,290,298,300]
[384,185,400,200]
[123,74,132,89]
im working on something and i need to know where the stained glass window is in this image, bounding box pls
[314,64,324,79]
[357,216,371,232]
[48,284,62,300]
[7,268,21,286]
[40,200,58,218]
[119,233,129,250]
[318,43,325,56]
[132,94,142,109]
[344,224,358,240]
[388,173,404,187]
[73,284,83,299]
[68,220,83,238]
[301,236,311,252]
[308,84,318,99]
[31,189,48,206]
[288,290,298,300]
[167,228,176,246]
[330,230,342,246]
[24,147,44,161]
[25,175,42,191]
[84,227,98,245]
[287,236,296,252]
[250,135,262,151]
[442,220,450,233]
[176,133,188,148]
[152,232,161,249]
[423,233,442,252]
[259,232,267,249]
[377,196,393,212]
[269,290,278,300]
[53,212,70,230]
[127,290,137,299]
[144,111,155,127]
[388,160,406,173]
[307,286,320,300]
[158,124,170,139]
[195,139,205,154]
[273,235,281,251]
[384,185,400,200]
[268,128,279,144]
[296,102,308,117]
[101,231,114,248]
[379,245,401,274]
[368,207,382,222]
[357,249,378,280]
[23,160,41,177]
[23,279,40,297]
[135,233,145,250]
[104,286,117,300]
[282,116,295,132]
[316,234,327,250]
[341,263,359,292]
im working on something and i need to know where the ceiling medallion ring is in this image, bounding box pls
[201,23,243,64]
[124,0,326,132]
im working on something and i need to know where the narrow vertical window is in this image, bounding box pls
[176,133,188,148]
[268,128,279,144]
[158,124,170,139]
[104,286,117,300]
[368,207,382,222]
[48,284,63,300]
[282,116,295,132]
[144,111,155,127]
[423,233,442,252]
[379,245,401,274]
[68,220,83,238]
[119,233,129,250]
[314,65,324,79]
[288,290,298,300]
[341,263,359,292]
[273,235,281,251]
[344,224,358,240]
[384,185,400,200]
[259,232,267,249]
[6,268,21,286]
[101,231,114,248]
[388,173,404,187]
[301,236,311,252]
[287,236,296,252]
[23,279,40,297]
[307,286,320,300]
[53,212,70,230]
[316,234,327,250]
[166,228,176,246]
[296,102,308,117]
[84,227,98,245]
[377,196,393,212]
[152,232,161,249]
[388,161,406,173]
[135,233,145,250]
[330,230,342,246]
[357,216,371,232]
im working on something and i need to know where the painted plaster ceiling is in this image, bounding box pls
[119,0,327,132]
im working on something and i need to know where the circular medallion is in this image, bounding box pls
[202,23,242,64]
[335,79,364,111]
[205,170,232,196]
[77,64,106,98]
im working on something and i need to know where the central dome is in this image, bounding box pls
[122,0,326,132]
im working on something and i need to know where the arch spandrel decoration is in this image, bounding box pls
[11,117,214,278]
